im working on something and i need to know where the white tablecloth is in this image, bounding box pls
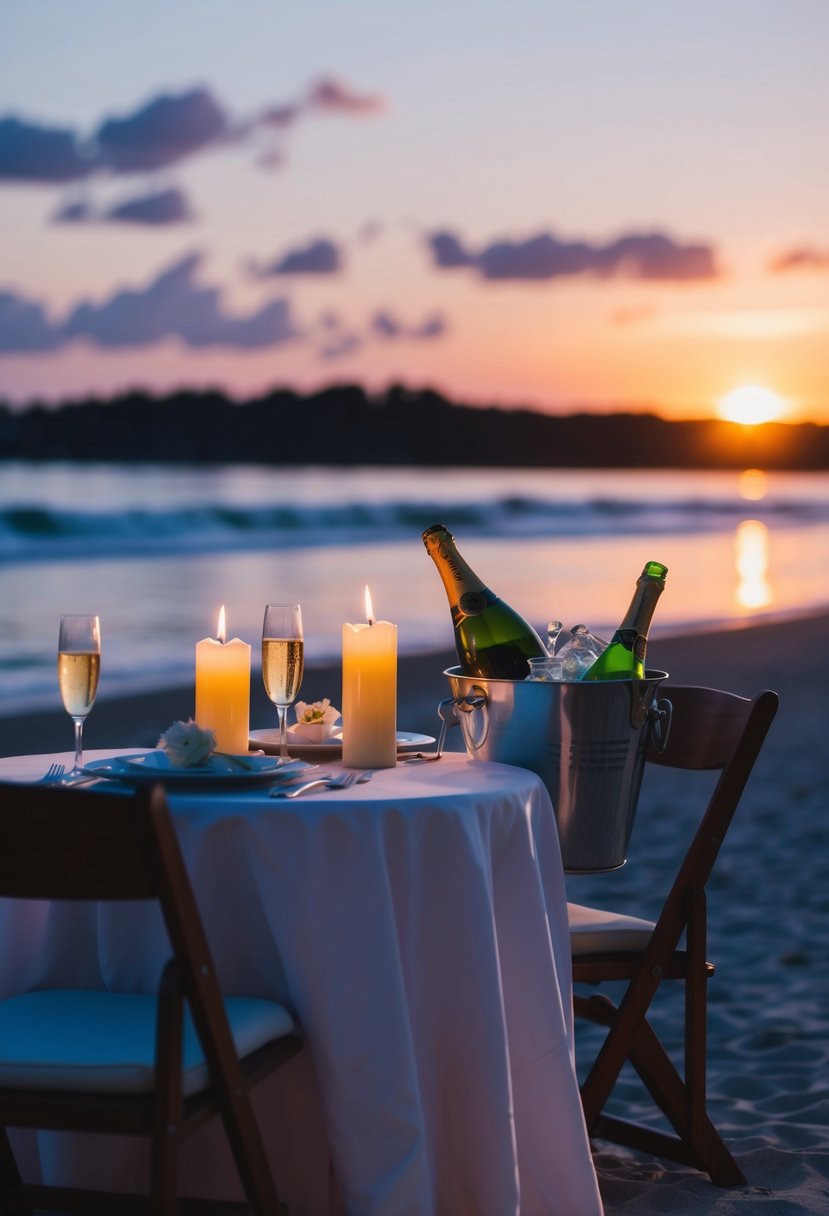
[0,749,602,1216]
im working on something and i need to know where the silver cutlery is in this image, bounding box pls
[269,769,333,790]
[270,770,373,799]
[34,764,99,788]
[36,763,66,783]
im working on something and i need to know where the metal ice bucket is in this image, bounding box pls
[444,666,671,872]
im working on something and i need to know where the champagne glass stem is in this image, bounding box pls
[72,717,85,772]
[277,705,288,760]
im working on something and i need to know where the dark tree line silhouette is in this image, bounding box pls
[0,384,826,469]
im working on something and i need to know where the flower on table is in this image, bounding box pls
[292,698,341,741]
[294,698,340,725]
[158,719,216,767]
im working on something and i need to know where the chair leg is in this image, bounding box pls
[152,959,184,1216]
[218,1093,285,1216]
[576,992,638,1127]
[685,888,708,1148]
[575,990,745,1186]
[576,991,685,1134]
[0,1127,30,1215]
[627,1016,746,1186]
[150,1126,179,1216]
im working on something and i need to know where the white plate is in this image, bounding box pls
[82,753,313,790]
[249,728,436,760]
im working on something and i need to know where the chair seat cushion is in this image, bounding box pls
[0,989,296,1096]
[568,902,656,956]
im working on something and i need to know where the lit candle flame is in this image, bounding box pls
[217,604,226,644]
[364,585,375,625]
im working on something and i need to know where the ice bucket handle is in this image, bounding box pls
[452,687,489,752]
[649,696,672,753]
[400,691,488,763]
[398,695,474,758]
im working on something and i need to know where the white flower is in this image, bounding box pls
[157,719,216,767]
[294,698,340,725]
[292,698,342,741]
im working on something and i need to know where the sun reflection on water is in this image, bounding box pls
[739,468,768,502]
[735,519,772,610]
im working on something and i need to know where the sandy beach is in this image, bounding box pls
[1,612,827,1213]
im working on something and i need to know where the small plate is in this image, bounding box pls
[82,753,312,790]
[249,728,436,760]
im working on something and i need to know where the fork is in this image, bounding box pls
[270,771,372,799]
[36,763,66,784]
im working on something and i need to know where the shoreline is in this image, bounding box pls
[2,609,826,758]
[6,599,827,719]
[3,612,821,753]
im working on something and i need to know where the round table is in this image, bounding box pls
[0,749,603,1216]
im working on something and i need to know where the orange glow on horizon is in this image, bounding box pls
[716,385,789,426]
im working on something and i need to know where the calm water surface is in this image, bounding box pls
[1,462,827,713]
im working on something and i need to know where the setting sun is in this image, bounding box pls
[717,385,789,426]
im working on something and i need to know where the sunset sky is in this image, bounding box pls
[2,0,829,421]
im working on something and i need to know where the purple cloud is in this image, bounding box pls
[318,332,363,360]
[768,245,829,272]
[310,305,447,360]
[0,77,386,189]
[53,187,194,226]
[0,116,95,182]
[95,88,230,174]
[427,227,719,282]
[307,77,385,116]
[0,254,301,352]
[430,232,474,268]
[601,233,716,280]
[52,199,93,223]
[412,313,447,339]
[257,76,384,133]
[0,291,63,351]
[107,187,195,225]
[252,237,342,277]
[371,308,448,341]
[259,103,303,130]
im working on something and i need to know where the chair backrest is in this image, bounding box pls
[0,780,249,1096]
[643,684,778,944]
[0,781,162,901]
[646,684,775,773]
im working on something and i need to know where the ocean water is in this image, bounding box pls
[0,461,827,714]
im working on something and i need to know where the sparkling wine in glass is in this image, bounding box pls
[261,604,304,761]
[57,614,101,773]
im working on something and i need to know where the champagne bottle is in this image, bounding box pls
[581,560,668,681]
[422,523,547,679]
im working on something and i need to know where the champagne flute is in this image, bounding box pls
[57,614,101,773]
[261,604,304,762]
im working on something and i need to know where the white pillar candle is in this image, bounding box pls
[195,605,251,754]
[342,587,397,769]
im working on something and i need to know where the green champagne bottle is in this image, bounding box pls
[581,560,668,681]
[422,523,548,679]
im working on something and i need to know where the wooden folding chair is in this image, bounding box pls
[569,684,778,1186]
[0,780,303,1215]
